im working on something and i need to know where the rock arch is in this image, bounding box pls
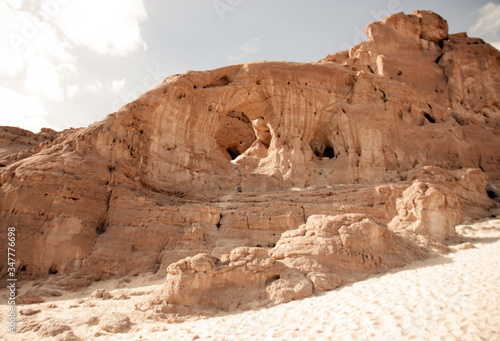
[215,111,257,160]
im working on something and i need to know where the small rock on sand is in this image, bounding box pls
[458,242,475,250]
[38,321,72,337]
[20,308,41,315]
[99,312,131,333]
[90,289,113,299]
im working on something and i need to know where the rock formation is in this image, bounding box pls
[0,10,499,313]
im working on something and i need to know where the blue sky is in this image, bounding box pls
[1,0,499,132]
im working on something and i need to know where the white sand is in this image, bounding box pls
[2,219,500,341]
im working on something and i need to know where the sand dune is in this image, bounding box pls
[2,218,499,341]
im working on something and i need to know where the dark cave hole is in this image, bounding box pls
[423,113,436,124]
[311,139,335,159]
[48,266,58,275]
[20,266,26,272]
[226,146,240,160]
[487,189,497,200]
[323,146,335,159]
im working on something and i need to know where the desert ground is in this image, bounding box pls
[2,217,499,341]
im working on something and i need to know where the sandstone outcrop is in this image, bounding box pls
[140,209,442,313]
[0,126,77,165]
[0,10,499,314]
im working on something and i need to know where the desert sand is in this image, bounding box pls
[1,218,499,341]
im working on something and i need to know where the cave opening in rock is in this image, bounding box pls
[310,136,335,159]
[48,265,58,275]
[487,189,497,200]
[215,111,257,160]
[226,146,240,160]
[323,146,335,158]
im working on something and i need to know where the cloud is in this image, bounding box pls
[0,2,78,101]
[24,54,78,102]
[469,2,500,50]
[228,38,261,61]
[0,0,149,132]
[85,76,127,95]
[86,79,102,93]
[66,84,79,99]
[0,86,60,133]
[0,2,31,77]
[110,77,127,93]
[4,0,22,10]
[53,0,148,56]
[241,38,261,54]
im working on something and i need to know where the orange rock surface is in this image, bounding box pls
[0,10,499,312]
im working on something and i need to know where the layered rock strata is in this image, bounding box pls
[0,10,499,312]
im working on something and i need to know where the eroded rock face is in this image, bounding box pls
[0,127,77,165]
[389,181,461,242]
[141,211,431,312]
[142,248,283,311]
[0,10,498,287]
[271,214,407,274]
[389,166,494,242]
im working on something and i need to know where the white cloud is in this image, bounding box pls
[4,0,22,10]
[86,77,127,94]
[0,2,77,101]
[228,38,261,61]
[469,2,500,50]
[0,0,148,131]
[66,84,79,99]
[0,3,29,77]
[53,0,148,56]
[0,86,59,133]
[110,77,127,93]
[241,38,260,54]
[24,55,77,102]
[86,79,102,93]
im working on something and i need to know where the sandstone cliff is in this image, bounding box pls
[0,10,499,312]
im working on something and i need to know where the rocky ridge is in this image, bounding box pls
[0,10,499,314]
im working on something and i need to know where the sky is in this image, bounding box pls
[0,0,499,133]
